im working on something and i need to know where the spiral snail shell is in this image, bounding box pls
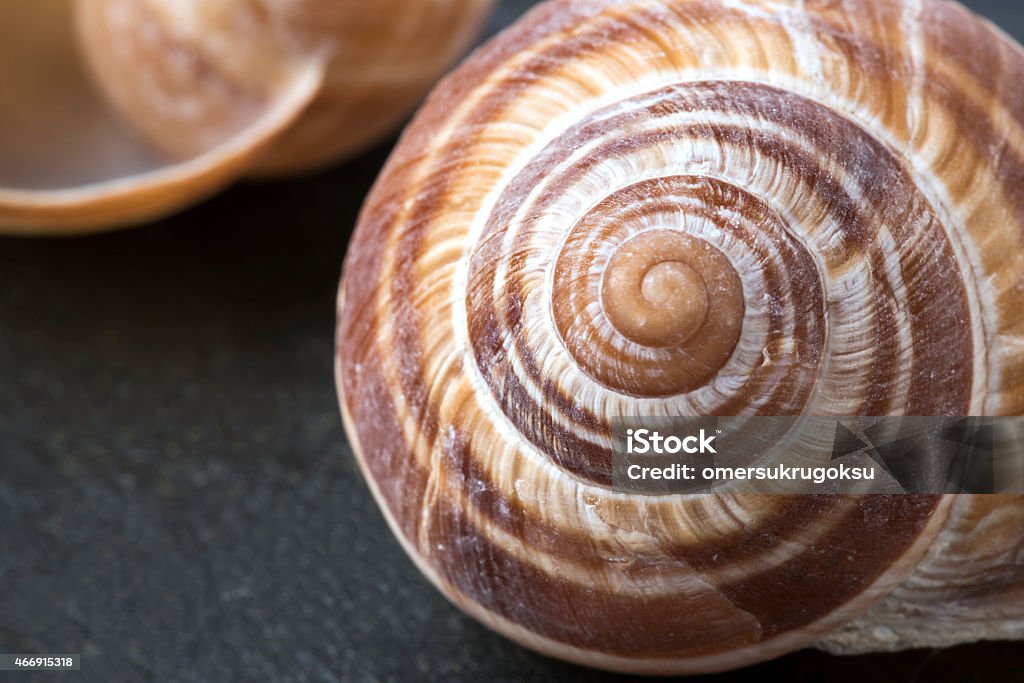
[0,0,492,235]
[336,0,1024,674]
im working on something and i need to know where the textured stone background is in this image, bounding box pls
[1,1,1021,681]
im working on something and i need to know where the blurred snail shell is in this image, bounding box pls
[336,0,1024,675]
[0,0,492,235]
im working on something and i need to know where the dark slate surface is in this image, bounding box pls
[1,1,1021,681]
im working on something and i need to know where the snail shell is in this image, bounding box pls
[74,0,494,177]
[0,0,492,235]
[336,0,1024,675]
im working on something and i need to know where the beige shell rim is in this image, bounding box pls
[0,0,322,237]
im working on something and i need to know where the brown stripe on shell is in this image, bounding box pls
[423,423,842,570]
